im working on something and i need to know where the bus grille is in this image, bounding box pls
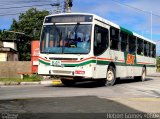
[53,70,72,74]
[49,58,78,61]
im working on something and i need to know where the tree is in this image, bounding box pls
[157,57,160,72]
[10,8,49,61]
[0,30,2,40]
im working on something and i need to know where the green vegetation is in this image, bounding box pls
[10,8,49,39]
[10,8,49,61]
[0,30,2,40]
[1,8,49,61]
[157,57,160,72]
[0,74,43,84]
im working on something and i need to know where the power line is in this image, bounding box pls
[0,12,26,16]
[0,1,51,7]
[111,0,160,18]
[0,1,64,16]
[0,3,51,10]
[0,0,51,3]
[0,7,57,16]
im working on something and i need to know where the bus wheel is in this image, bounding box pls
[61,79,75,87]
[135,67,146,82]
[106,66,116,86]
[141,68,146,81]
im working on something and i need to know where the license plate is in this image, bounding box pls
[51,60,61,66]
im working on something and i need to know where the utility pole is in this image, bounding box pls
[64,0,73,13]
[150,11,153,41]
[51,0,61,14]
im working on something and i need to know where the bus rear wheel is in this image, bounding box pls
[61,79,76,87]
[105,66,116,86]
[135,67,146,82]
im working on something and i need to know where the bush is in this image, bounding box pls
[23,74,43,81]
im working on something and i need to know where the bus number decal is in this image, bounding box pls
[51,60,62,66]
[126,54,135,65]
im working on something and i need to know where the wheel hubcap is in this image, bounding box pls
[107,70,114,81]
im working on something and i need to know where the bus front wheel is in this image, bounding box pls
[61,79,75,87]
[105,66,116,86]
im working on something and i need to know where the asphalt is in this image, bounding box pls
[0,76,160,119]
[1,96,159,119]
[0,72,159,86]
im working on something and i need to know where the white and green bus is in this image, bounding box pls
[38,13,156,86]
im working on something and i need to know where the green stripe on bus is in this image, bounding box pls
[120,27,133,35]
[39,58,156,67]
[39,59,50,65]
[64,60,96,67]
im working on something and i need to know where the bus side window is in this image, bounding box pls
[120,31,128,52]
[94,25,108,56]
[110,27,120,50]
[137,38,144,55]
[149,43,152,57]
[152,44,156,58]
[129,35,136,54]
[144,41,149,56]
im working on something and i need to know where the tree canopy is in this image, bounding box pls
[10,8,49,39]
[0,30,2,40]
[9,8,49,61]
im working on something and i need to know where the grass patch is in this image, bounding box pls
[0,74,43,83]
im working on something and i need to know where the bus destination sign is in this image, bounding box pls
[45,15,93,23]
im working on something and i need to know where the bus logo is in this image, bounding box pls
[126,54,135,65]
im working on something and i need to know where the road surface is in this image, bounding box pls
[0,77,160,119]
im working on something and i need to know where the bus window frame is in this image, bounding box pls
[128,35,136,54]
[110,27,120,51]
[120,31,129,52]
[94,25,109,56]
[136,38,144,56]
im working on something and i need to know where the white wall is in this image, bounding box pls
[0,53,7,61]
[3,42,17,51]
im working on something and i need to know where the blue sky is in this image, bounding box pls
[0,0,160,54]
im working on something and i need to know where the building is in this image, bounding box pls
[0,39,18,61]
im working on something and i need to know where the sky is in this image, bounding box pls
[0,0,160,55]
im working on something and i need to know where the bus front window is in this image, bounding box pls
[40,24,92,54]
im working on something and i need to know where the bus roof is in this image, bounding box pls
[46,13,156,44]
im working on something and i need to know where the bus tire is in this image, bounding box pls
[135,67,146,82]
[106,66,116,86]
[61,79,75,87]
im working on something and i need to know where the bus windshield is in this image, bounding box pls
[40,24,92,54]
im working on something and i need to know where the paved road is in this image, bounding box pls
[0,77,160,119]
[1,77,160,99]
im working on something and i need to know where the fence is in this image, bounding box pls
[0,61,32,78]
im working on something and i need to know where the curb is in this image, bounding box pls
[0,80,62,86]
[147,74,160,77]
[20,82,40,85]
[0,81,47,86]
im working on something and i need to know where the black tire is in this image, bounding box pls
[134,67,146,82]
[105,66,116,86]
[61,79,75,86]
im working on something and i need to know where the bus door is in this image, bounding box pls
[94,24,109,78]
